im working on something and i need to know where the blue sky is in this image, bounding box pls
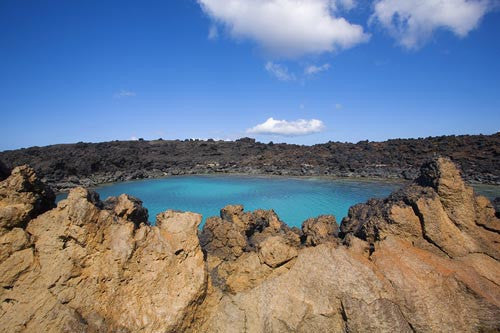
[1,0,499,150]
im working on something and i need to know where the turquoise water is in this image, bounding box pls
[57,175,404,227]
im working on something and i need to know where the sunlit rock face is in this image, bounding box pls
[0,167,207,332]
[1,158,499,332]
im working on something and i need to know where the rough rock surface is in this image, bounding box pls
[0,133,499,192]
[0,170,206,332]
[301,214,338,246]
[493,197,500,218]
[0,157,499,332]
[0,160,9,181]
[103,193,149,225]
[0,165,55,231]
[195,157,500,332]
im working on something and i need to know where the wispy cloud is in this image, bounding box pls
[247,117,325,136]
[265,62,296,81]
[305,63,331,75]
[208,25,218,40]
[198,0,369,58]
[335,103,343,110]
[114,90,136,98]
[371,0,493,49]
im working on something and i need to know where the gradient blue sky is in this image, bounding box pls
[1,0,499,151]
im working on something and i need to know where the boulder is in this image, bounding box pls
[103,193,149,226]
[0,165,55,231]
[301,215,338,246]
[200,205,300,262]
[258,236,298,268]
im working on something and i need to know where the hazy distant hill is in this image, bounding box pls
[0,133,498,191]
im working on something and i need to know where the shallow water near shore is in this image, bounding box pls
[56,175,499,228]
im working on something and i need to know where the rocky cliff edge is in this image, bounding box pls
[0,158,499,332]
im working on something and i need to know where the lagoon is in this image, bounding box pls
[58,175,403,227]
[56,175,499,228]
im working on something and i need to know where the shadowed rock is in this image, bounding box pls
[200,205,300,262]
[103,193,149,226]
[0,160,9,181]
[341,157,500,259]
[493,197,500,218]
[301,215,339,246]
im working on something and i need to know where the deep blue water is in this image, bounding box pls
[57,175,404,228]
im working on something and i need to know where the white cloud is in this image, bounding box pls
[114,90,136,98]
[338,0,357,10]
[265,62,296,81]
[247,117,325,136]
[371,0,493,49]
[130,136,139,141]
[208,25,218,40]
[305,63,331,75]
[198,0,369,58]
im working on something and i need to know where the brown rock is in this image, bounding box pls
[0,185,207,332]
[301,214,338,246]
[0,165,55,231]
[103,193,149,226]
[200,205,301,262]
[1,159,499,333]
[197,158,500,332]
[258,236,298,268]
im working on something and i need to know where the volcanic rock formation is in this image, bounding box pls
[0,161,9,181]
[0,157,499,332]
[0,133,498,192]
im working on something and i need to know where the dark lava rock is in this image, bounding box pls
[0,133,498,192]
[0,160,9,181]
[493,197,500,218]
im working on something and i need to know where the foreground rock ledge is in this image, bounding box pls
[0,158,499,332]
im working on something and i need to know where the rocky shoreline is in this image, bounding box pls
[0,133,499,192]
[0,158,499,332]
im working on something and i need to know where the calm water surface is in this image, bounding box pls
[56,175,499,228]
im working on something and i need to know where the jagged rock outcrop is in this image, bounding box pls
[340,158,499,260]
[0,170,206,332]
[301,215,339,246]
[0,165,55,232]
[199,205,303,293]
[103,193,149,225]
[195,157,500,332]
[0,158,499,332]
